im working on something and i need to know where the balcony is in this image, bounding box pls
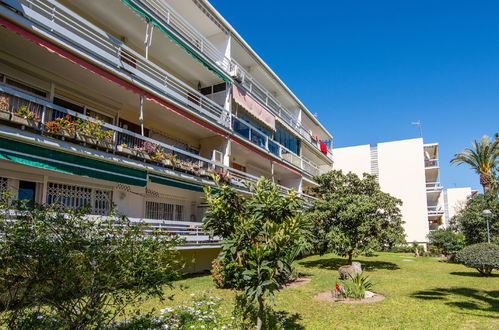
[425,159,439,168]
[426,182,443,192]
[232,117,323,176]
[0,0,231,128]
[427,206,445,216]
[129,0,333,160]
[0,84,319,205]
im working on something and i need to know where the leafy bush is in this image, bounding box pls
[428,229,466,255]
[112,294,233,329]
[336,272,374,299]
[0,200,182,328]
[456,243,499,276]
[451,190,498,245]
[204,177,310,329]
[388,246,414,253]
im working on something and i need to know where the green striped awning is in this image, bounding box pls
[122,0,231,84]
[0,137,147,186]
[148,173,204,192]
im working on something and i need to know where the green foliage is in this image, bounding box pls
[456,243,499,276]
[427,229,466,255]
[112,294,233,329]
[0,200,182,328]
[203,177,309,329]
[307,170,405,263]
[337,272,374,299]
[451,190,498,245]
[450,135,499,191]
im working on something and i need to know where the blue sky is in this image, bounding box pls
[210,0,499,191]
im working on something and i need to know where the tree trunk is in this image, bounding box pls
[348,251,353,265]
[256,296,264,330]
[480,173,492,192]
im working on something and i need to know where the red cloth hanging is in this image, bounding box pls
[320,140,328,154]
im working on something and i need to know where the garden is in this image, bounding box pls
[0,135,497,329]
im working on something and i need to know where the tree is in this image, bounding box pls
[307,170,404,264]
[427,228,465,255]
[203,178,309,330]
[450,135,499,192]
[0,198,182,328]
[451,190,499,245]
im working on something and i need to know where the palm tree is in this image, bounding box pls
[450,135,499,192]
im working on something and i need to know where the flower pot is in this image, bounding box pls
[0,110,10,122]
[11,114,39,129]
[117,145,134,156]
[162,159,173,167]
[97,139,114,149]
[75,132,98,146]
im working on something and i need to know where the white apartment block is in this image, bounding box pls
[333,138,473,244]
[0,0,333,271]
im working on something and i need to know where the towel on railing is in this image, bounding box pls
[320,140,328,154]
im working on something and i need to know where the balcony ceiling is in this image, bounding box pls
[62,0,223,87]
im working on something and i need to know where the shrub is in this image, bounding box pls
[388,246,414,253]
[428,229,466,255]
[0,201,182,328]
[336,272,374,299]
[456,243,499,276]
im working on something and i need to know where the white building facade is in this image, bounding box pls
[0,0,333,271]
[333,138,472,244]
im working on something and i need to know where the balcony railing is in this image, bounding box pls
[427,206,445,215]
[132,0,333,159]
[3,0,231,127]
[425,159,439,168]
[232,117,324,175]
[426,182,443,192]
[128,218,220,247]
[0,84,320,205]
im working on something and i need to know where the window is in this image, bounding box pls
[275,123,301,155]
[46,182,113,215]
[145,201,185,221]
[53,97,84,114]
[18,181,36,204]
[5,78,47,98]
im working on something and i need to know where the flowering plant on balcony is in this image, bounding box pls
[45,115,75,134]
[134,141,166,163]
[15,105,38,121]
[75,119,113,142]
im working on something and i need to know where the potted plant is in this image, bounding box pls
[11,105,39,128]
[117,143,134,156]
[74,119,98,145]
[0,94,10,121]
[45,115,76,139]
[163,153,178,168]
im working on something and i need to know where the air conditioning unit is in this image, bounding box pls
[230,65,244,83]
[211,150,223,164]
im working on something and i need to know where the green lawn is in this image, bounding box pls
[140,252,499,329]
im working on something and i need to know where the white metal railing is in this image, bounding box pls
[6,0,230,127]
[425,159,439,168]
[131,0,333,159]
[302,157,323,177]
[0,84,307,199]
[135,0,231,72]
[128,218,220,246]
[427,206,444,215]
[426,182,443,192]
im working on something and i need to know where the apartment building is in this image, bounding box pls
[0,0,333,271]
[334,138,454,244]
[443,187,476,227]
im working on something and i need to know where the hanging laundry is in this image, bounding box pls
[320,140,328,154]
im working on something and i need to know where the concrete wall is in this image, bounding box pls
[333,138,430,243]
[445,187,473,225]
[179,248,221,273]
[332,144,371,177]
[377,138,429,243]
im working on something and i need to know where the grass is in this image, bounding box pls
[139,252,499,329]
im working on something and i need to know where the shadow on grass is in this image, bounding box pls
[450,271,499,278]
[411,287,499,315]
[299,257,399,271]
[279,311,305,330]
